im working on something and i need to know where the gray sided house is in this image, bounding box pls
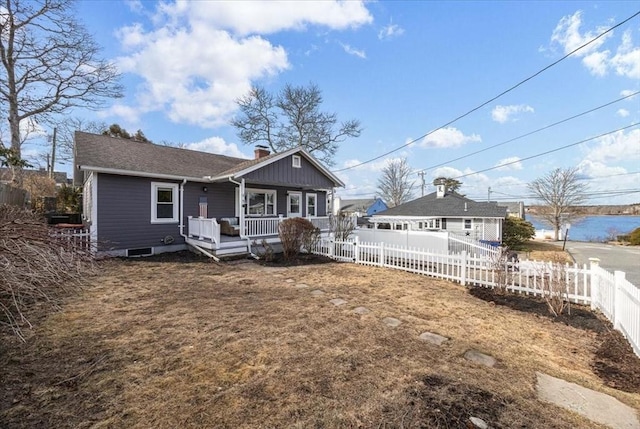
[74,132,344,258]
[370,185,507,243]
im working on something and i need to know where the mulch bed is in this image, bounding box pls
[469,286,640,393]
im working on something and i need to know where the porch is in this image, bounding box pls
[186,215,332,256]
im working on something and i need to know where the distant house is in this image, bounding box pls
[370,182,507,243]
[335,197,388,217]
[74,132,344,258]
[502,201,525,219]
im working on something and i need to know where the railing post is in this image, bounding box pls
[589,258,600,311]
[614,270,625,330]
[460,251,467,286]
[188,216,193,237]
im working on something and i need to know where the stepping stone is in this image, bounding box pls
[353,306,371,315]
[285,279,295,283]
[537,372,640,429]
[295,283,309,289]
[464,349,497,368]
[310,289,325,296]
[382,317,401,328]
[468,417,489,429]
[419,332,449,346]
[330,298,347,306]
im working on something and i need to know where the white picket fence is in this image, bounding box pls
[311,237,640,357]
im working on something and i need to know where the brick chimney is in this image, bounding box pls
[254,145,270,159]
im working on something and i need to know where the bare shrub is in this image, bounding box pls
[253,238,275,262]
[0,205,95,340]
[490,246,517,294]
[538,255,570,317]
[278,218,319,261]
[329,212,356,241]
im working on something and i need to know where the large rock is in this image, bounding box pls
[419,332,449,346]
[464,349,497,368]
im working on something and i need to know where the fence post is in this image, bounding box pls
[460,251,467,286]
[589,258,600,311]
[379,242,384,267]
[614,270,625,330]
[329,237,335,259]
[354,235,359,263]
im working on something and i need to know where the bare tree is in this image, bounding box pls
[231,83,361,166]
[54,117,107,164]
[377,158,415,207]
[528,167,587,240]
[0,0,123,174]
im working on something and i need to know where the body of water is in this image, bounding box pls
[527,215,640,242]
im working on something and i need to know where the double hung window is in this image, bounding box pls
[246,189,276,216]
[151,182,179,223]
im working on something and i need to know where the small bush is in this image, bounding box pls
[502,217,535,250]
[278,218,320,261]
[628,227,640,245]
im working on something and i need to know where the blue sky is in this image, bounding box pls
[42,1,640,204]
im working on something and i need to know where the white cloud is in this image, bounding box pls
[419,127,481,148]
[610,30,640,79]
[617,108,630,118]
[112,1,372,128]
[494,156,523,171]
[184,136,249,159]
[340,43,366,59]
[621,89,638,98]
[378,22,404,40]
[341,154,410,173]
[577,159,627,178]
[549,11,640,79]
[584,128,640,162]
[491,104,534,123]
[181,1,373,36]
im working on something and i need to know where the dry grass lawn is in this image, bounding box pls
[1,252,638,428]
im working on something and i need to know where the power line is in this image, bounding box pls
[332,10,640,173]
[452,123,640,180]
[416,91,640,174]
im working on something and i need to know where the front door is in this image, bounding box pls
[287,192,302,218]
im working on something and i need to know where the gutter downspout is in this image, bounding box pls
[228,177,257,258]
[179,179,187,239]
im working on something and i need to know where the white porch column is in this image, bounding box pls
[239,178,246,237]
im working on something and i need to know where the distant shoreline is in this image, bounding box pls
[527,204,640,216]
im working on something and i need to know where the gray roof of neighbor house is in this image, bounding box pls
[374,192,507,218]
[340,198,377,211]
[74,131,344,187]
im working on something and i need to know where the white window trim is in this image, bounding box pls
[245,188,277,217]
[287,191,302,217]
[151,182,179,224]
[292,155,301,168]
[306,193,317,217]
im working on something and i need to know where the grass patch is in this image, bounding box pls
[1,252,638,428]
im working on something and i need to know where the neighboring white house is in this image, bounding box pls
[369,183,508,243]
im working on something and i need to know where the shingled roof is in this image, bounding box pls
[74,131,344,187]
[374,192,507,218]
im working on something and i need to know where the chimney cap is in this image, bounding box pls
[255,144,268,150]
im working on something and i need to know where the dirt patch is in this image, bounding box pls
[1,253,637,428]
[255,252,335,267]
[593,330,640,393]
[469,286,640,394]
[518,240,573,263]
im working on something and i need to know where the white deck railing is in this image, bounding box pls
[311,237,639,357]
[245,216,331,237]
[188,216,220,247]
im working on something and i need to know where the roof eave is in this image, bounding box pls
[78,165,209,182]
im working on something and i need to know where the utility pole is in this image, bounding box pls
[418,171,426,197]
[49,127,57,178]
[487,186,492,202]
